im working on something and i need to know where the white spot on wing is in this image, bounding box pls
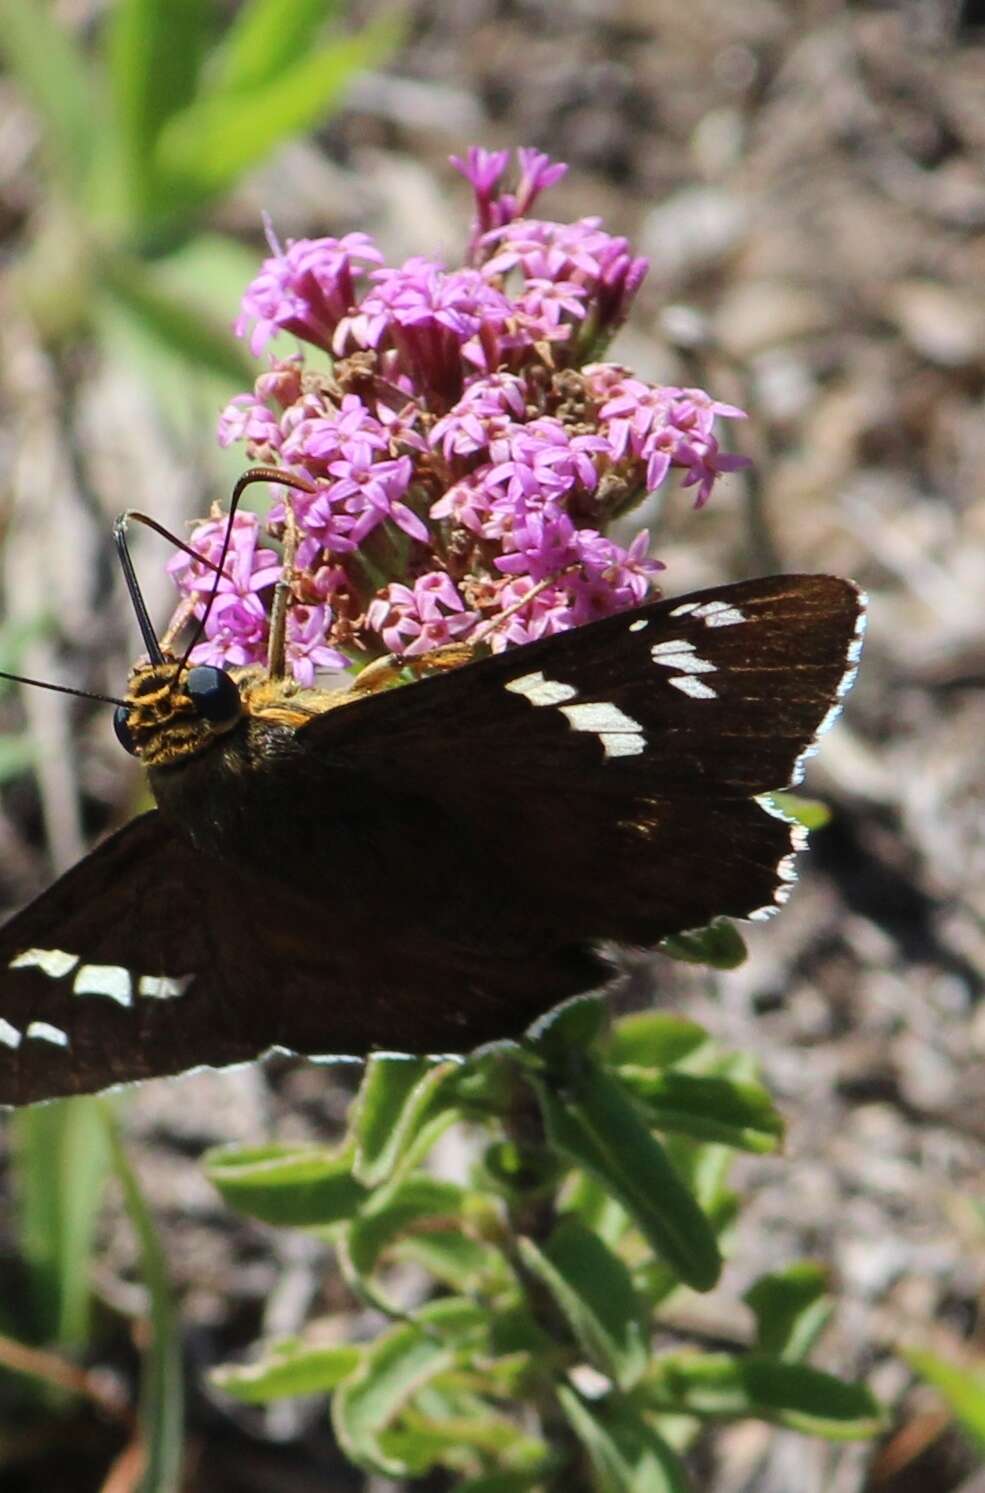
[628,619,647,633]
[599,732,646,757]
[692,600,747,627]
[504,670,578,706]
[669,601,698,616]
[10,948,79,978]
[139,974,193,1000]
[0,1019,21,1048]
[668,676,718,700]
[650,640,717,674]
[560,701,646,757]
[74,964,132,1006]
[26,1021,69,1047]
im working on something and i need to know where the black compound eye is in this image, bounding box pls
[113,705,136,755]
[185,665,241,725]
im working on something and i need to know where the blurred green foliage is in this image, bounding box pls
[208,996,885,1489]
[0,0,399,437]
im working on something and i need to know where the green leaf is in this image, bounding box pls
[332,1299,487,1477]
[204,1142,365,1227]
[561,1172,632,1250]
[614,1069,783,1153]
[606,1013,709,1071]
[212,1337,360,1403]
[12,1097,111,1348]
[397,1231,510,1296]
[454,1473,552,1493]
[535,1065,722,1292]
[98,252,254,386]
[106,1111,184,1493]
[108,0,210,223]
[345,1175,470,1314]
[660,919,747,970]
[526,993,609,1064]
[768,791,831,830]
[155,16,401,203]
[211,0,342,93]
[907,1349,985,1452]
[353,1056,459,1187]
[0,0,97,189]
[384,1398,549,1474]
[744,1264,833,1362]
[557,1388,690,1493]
[638,1353,885,1439]
[519,1219,648,1390]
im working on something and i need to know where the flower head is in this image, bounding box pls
[167,148,747,683]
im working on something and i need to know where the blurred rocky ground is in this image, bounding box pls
[1,2,984,1490]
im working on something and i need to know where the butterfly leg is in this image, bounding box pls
[348,644,478,697]
[266,502,301,681]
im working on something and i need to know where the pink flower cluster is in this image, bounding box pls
[169,148,747,681]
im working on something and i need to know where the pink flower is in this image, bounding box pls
[167,512,281,603]
[236,232,384,356]
[285,605,348,685]
[367,573,478,657]
[198,146,748,686]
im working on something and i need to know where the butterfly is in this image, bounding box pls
[0,568,864,1107]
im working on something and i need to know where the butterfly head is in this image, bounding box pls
[114,657,243,767]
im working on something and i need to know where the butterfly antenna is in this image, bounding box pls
[114,513,166,666]
[177,467,316,672]
[0,671,127,709]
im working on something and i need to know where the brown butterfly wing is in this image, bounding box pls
[0,811,606,1105]
[0,573,864,1104]
[299,574,865,946]
[0,815,251,1104]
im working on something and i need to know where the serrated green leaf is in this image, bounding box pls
[557,1388,689,1493]
[615,1069,783,1153]
[744,1264,833,1362]
[0,0,97,189]
[332,1299,487,1477]
[535,1066,722,1292]
[606,1013,709,1071]
[155,16,401,203]
[98,252,253,385]
[906,1349,985,1451]
[660,919,747,970]
[204,1142,365,1226]
[212,1338,360,1402]
[638,1353,885,1439]
[353,1056,459,1187]
[211,0,342,93]
[519,1220,648,1390]
[768,791,831,830]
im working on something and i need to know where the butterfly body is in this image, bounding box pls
[0,574,864,1105]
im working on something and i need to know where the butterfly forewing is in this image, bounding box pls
[0,573,864,1105]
